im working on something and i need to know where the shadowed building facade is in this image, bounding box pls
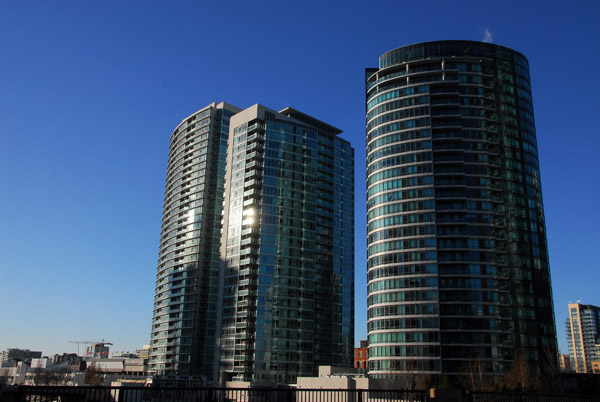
[365,41,556,378]
[148,102,241,377]
[217,105,354,384]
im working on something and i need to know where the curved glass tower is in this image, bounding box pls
[149,102,241,377]
[366,41,556,378]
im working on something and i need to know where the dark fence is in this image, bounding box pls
[5,386,600,402]
[1,386,426,402]
[470,391,600,402]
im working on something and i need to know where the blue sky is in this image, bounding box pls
[0,1,598,357]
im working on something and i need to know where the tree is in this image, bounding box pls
[499,354,536,392]
[380,372,429,390]
[32,366,44,385]
[46,368,71,386]
[84,363,104,386]
[31,366,71,386]
[537,346,563,393]
[462,359,494,392]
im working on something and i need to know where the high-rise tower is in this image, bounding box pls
[365,41,556,378]
[217,104,354,384]
[566,302,600,373]
[149,102,241,377]
[150,102,354,385]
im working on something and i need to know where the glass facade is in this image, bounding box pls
[218,105,354,384]
[149,102,241,377]
[366,41,556,378]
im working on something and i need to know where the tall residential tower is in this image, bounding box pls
[566,302,600,373]
[365,41,556,378]
[149,102,241,377]
[150,102,354,385]
[217,105,354,384]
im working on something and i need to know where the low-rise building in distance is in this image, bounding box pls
[0,349,42,366]
[354,340,368,370]
[559,353,573,372]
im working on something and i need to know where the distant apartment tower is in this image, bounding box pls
[217,104,354,384]
[365,41,556,378]
[566,302,600,373]
[149,102,242,377]
[85,344,110,359]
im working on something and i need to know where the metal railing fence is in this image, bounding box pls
[470,391,600,402]
[7,386,600,402]
[3,386,426,402]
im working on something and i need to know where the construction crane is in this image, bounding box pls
[68,340,93,355]
[68,339,113,357]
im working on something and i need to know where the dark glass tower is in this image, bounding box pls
[149,102,241,377]
[217,105,354,384]
[365,41,556,378]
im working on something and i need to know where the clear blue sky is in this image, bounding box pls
[1,0,598,357]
